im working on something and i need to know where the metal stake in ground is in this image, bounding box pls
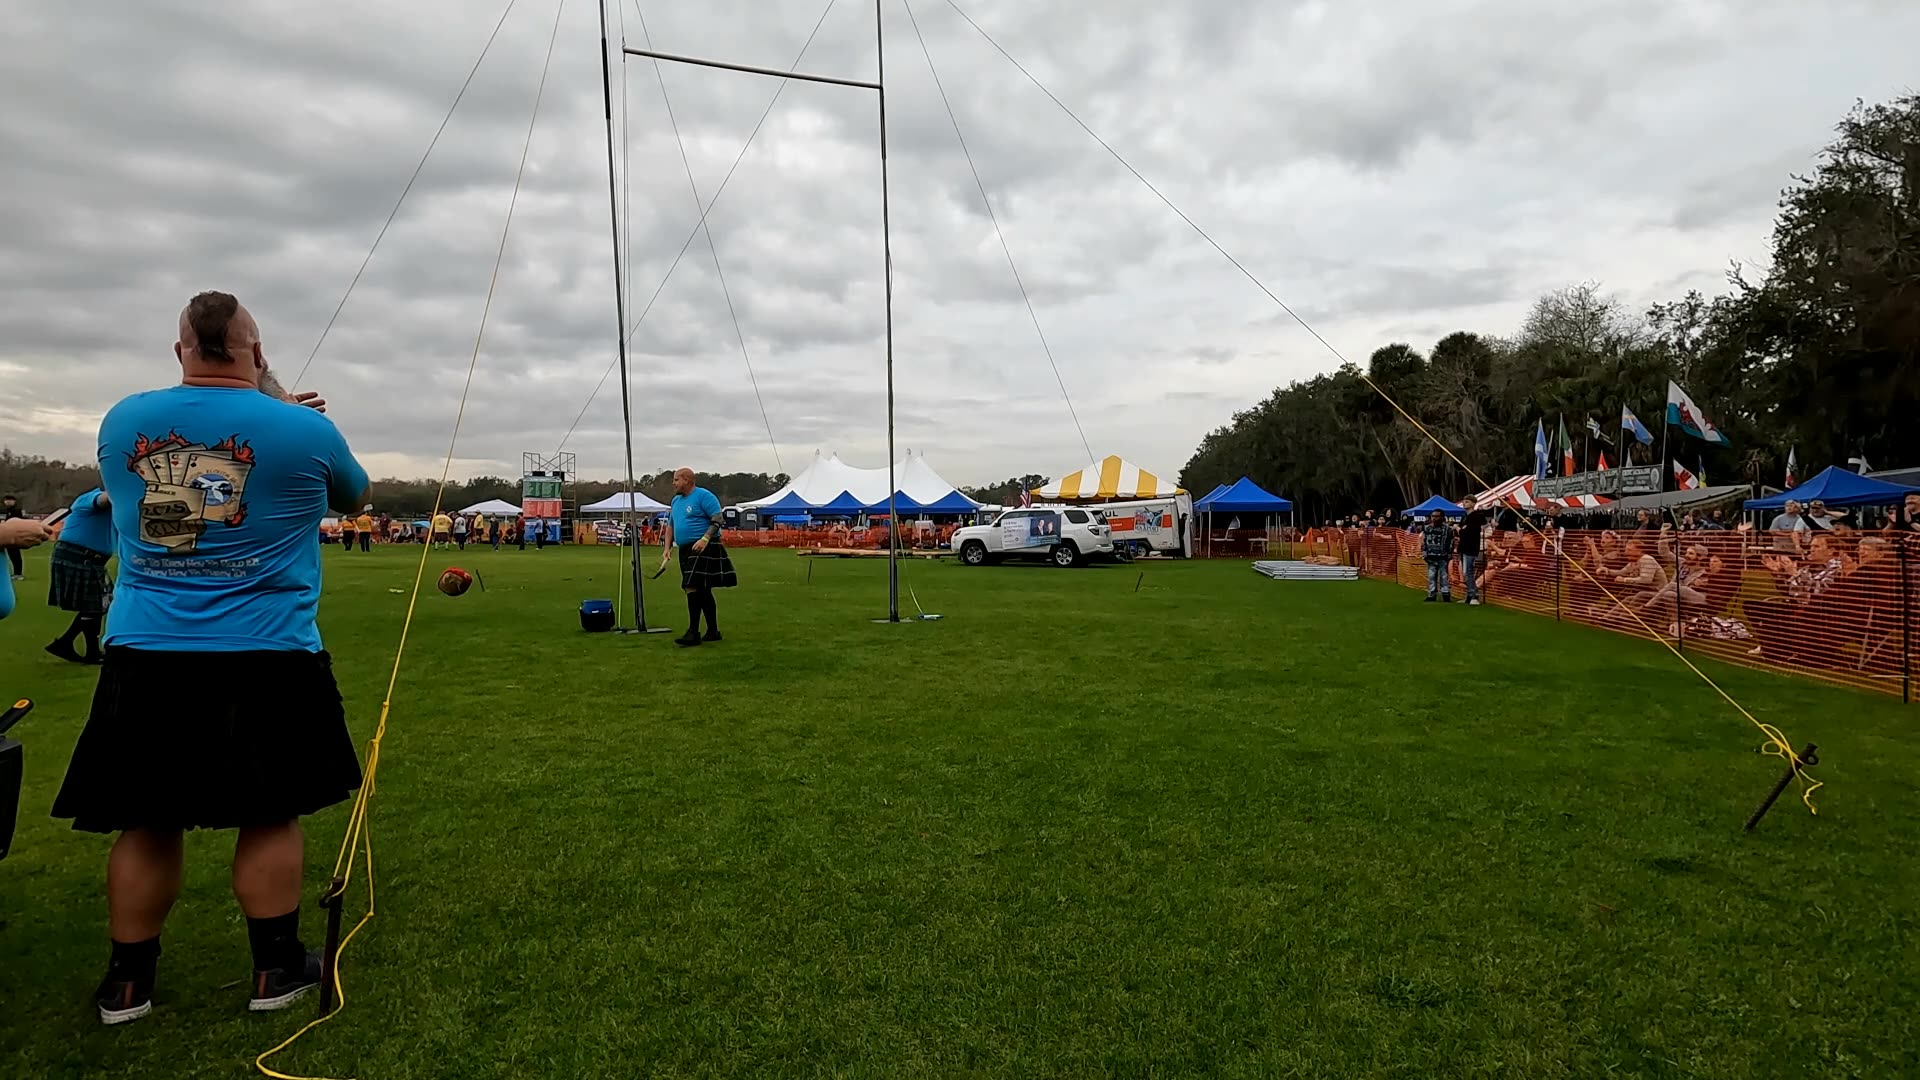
[317,875,346,1011]
[1744,743,1818,832]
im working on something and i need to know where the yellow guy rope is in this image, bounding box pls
[256,1,571,1076]
[1356,375,1821,813]
[939,0,1820,814]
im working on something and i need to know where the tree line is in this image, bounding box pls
[1178,94,1920,524]
[0,452,788,519]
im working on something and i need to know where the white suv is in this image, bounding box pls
[952,507,1115,567]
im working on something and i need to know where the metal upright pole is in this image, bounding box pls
[599,0,655,632]
[877,0,899,623]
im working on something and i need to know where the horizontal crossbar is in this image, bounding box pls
[622,47,880,91]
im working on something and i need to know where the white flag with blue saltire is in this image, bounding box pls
[1533,419,1549,479]
[1665,380,1731,445]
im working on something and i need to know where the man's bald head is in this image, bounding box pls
[176,291,263,385]
[672,468,695,496]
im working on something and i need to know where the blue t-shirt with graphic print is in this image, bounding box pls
[669,487,723,547]
[96,386,368,652]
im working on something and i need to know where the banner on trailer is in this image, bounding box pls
[1002,511,1060,549]
[1536,466,1660,498]
[1105,506,1176,543]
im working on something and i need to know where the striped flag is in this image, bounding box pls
[1784,447,1798,488]
[1673,459,1702,490]
[1597,451,1610,472]
[1558,416,1575,477]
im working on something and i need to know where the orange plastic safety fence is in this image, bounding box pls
[1316,525,1918,700]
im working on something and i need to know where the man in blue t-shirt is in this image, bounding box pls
[0,514,53,617]
[44,487,118,663]
[659,467,737,646]
[50,291,371,1026]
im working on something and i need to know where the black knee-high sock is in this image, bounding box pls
[56,613,85,647]
[685,591,701,634]
[79,613,103,658]
[701,589,718,632]
[108,935,162,984]
[245,909,304,972]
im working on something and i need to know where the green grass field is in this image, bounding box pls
[1,544,1915,1078]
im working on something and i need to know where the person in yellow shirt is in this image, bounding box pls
[354,510,375,553]
[338,514,355,553]
[431,511,452,550]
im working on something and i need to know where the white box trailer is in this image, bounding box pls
[1082,494,1194,557]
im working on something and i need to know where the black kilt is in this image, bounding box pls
[679,541,737,590]
[51,647,362,834]
[47,541,112,614]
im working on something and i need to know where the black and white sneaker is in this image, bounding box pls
[95,974,154,1025]
[250,949,324,1012]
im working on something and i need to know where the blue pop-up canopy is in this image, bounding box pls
[913,490,982,514]
[1408,495,1465,517]
[1744,465,1917,510]
[755,490,816,513]
[1196,476,1292,514]
[813,490,868,516]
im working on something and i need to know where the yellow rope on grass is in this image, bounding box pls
[256,1,570,1075]
[1354,370,1822,813]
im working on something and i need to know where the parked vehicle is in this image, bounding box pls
[952,507,1115,567]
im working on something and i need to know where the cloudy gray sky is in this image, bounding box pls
[3,0,1914,489]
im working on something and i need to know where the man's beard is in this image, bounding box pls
[258,365,289,400]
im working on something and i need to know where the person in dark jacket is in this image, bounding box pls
[1456,495,1493,605]
[1421,510,1454,602]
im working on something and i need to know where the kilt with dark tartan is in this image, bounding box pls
[678,541,737,590]
[47,541,112,614]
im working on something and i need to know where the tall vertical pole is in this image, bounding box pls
[877,0,899,622]
[599,0,652,631]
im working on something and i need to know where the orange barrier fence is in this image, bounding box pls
[1285,526,1917,701]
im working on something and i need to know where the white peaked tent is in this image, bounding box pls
[1034,455,1184,500]
[581,491,670,514]
[459,498,522,515]
[743,451,979,511]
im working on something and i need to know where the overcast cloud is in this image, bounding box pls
[2,0,1914,488]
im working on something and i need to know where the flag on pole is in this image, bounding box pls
[1665,381,1731,445]
[1557,415,1575,477]
[1585,416,1611,444]
[1673,459,1701,490]
[1533,419,1549,480]
[1621,403,1653,445]
[1697,456,1707,487]
[1597,451,1610,471]
[1784,447,1798,488]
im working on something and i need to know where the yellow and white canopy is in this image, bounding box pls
[1033,456,1185,500]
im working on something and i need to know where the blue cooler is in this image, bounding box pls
[579,599,615,632]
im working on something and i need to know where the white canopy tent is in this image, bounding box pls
[458,498,522,516]
[743,450,978,511]
[581,491,670,514]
